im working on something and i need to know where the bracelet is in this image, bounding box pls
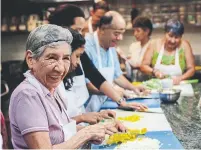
[116,97,126,106]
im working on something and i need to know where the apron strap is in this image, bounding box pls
[94,31,115,69]
[139,40,150,62]
[175,48,180,66]
[155,44,164,66]
[88,17,93,34]
[109,48,114,67]
[94,31,102,69]
[48,92,71,127]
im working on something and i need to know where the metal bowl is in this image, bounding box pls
[159,89,181,103]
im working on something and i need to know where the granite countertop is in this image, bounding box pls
[161,83,201,149]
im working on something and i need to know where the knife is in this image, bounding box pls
[117,106,163,114]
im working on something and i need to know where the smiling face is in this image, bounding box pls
[26,43,71,92]
[70,45,85,71]
[133,27,149,42]
[100,17,126,49]
[165,31,182,50]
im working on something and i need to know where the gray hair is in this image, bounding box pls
[26,24,73,58]
[31,41,71,59]
[165,19,184,36]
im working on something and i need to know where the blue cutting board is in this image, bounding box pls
[92,131,183,149]
[101,98,161,110]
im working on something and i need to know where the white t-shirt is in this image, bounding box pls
[128,41,150,67]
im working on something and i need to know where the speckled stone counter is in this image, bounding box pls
[161,83,201,149]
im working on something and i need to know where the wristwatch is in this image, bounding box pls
[116,97,126,106]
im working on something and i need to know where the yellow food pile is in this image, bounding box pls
[195,66,201,71]
[117,114,141,122]
[107,128,147,145]
[132,82,142,86]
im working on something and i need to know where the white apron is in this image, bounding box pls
[24,70,77,141]
[85,31,115,112]
[154,44,182,76]
[65,62,89,117]
[88,17,93,34]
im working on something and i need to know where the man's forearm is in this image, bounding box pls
[99,81,123,103]
[87,82,103,95]
[114,75,134,90]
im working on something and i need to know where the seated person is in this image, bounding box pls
[9,24,125,149]
[85,11,148,112]
[127,16,153,81]
[141,19,195,85]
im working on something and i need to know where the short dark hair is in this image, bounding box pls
[68,28,86,51]
[93,0,109,11]
[132,16,153,36]
[48,4,85,27]
[165,19,184,36]
[98,15,113,28]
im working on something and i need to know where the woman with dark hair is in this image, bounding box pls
[62,28,120,125]
[127,16,153,81]
[141,19,195,84]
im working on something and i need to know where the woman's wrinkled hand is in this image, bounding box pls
[99,110,116,119]
[83,124,106,143]
[82,112,103,124]
[114,120,127,132]
[104,120,127,135]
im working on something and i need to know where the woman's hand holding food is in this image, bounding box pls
[172,76,182,85]
[154,70,165,79]
[82,124,106,144]
[104,120,127,135]
[99,110,116,119]
[82,112,103,124]
[132,84,147,95]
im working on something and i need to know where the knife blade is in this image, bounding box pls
[117,106,163,114]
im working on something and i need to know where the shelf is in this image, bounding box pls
[1,31,29,36]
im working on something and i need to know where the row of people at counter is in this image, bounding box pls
[8,3,195,149]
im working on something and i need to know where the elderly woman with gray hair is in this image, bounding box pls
[141,19,195,84]
[9,24,118,149]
